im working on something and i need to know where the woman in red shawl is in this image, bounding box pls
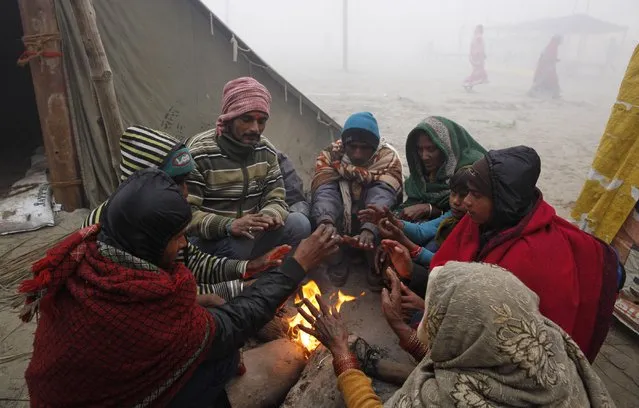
[19,168,340,407]
[528,35,562,98]
[463,24,489,92]
[430,146,621,362]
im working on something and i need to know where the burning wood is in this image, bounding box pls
[287,280,356,354]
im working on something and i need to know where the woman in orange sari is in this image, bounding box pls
[463,24,488,92]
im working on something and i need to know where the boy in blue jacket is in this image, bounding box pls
[379,167,472,267]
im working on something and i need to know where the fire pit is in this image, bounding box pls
[287,280,357,354]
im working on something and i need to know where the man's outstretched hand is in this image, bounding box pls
[342,229,375,251]
[293,224,343,271]
[244,245,292,279]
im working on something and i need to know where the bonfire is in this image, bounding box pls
[287,280,356,354]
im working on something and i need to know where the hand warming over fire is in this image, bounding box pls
[292,224,342,272]
[382,269,428,361]
[381,270,415,342]
[381,239,413,280]
[357,204,389,225]
[297,295,350,356]
[244,245,292,279]
[342,229,375,251]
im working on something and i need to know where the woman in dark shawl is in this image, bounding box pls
[19,168,340,407]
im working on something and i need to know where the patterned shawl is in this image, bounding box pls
[385,262,614,408]
[311,140,403,233]
[402,117,486,210]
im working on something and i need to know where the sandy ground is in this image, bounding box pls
[0,209,89,407]
[1,65,638,406]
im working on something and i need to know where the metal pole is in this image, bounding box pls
[342,0,348,71]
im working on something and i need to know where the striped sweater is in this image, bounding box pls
[82,125,247,300]
[83,184,246,299]
[186,129,288,240]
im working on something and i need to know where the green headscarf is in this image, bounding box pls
[402,117,486,210]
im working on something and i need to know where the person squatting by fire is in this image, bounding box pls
[18,76,623,407]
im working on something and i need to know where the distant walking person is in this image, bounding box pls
[529,35,562,99]
[463,24,488,92]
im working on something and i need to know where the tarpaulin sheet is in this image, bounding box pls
[56,0,340,207]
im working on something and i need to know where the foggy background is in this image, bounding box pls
[203,0,638,80]
[201,0,638,219]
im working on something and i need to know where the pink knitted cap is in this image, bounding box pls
[215,77,272,136]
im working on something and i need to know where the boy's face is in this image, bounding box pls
[159,227,188,269]
[464,189,493,225]
[449,190,468,219]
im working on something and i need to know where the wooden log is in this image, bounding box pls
[281,336,411,407]
[18,0,84,210]
[255,314,289,343]
[69,0,122,173]
[281,345,346,408]
[373,359,413,386]
[226,339,307,408]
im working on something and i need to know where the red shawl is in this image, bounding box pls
[431,199,617,362]
[20,225,215,407]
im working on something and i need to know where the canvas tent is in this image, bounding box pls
[3,0,340,211]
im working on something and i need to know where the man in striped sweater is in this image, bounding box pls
[186,77,311,260]
[83,125,288,300]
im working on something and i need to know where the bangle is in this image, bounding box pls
[332,353,360,376]
[427,204,433,219]
[409,246,423,260]
[399,331,428,362]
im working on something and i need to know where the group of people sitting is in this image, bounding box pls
[18,76,623,407]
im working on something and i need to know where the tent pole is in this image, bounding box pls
[17,0,84,211]
[70,0,123,175]
[342,0,348,72]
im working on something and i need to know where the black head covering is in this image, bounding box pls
[468,157,492,198]
[99,168,192,266]
[485,146,541,228]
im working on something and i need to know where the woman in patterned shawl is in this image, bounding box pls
[296,262,614,408]
[399,116,486,221]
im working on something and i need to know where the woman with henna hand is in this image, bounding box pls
[296,263,614,408]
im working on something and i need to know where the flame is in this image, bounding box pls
[335,290,356,311]
[287,280,356,354]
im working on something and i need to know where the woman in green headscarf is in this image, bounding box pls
[399,116,486,221]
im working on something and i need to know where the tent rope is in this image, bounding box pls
[17,33,62,67]
[230,34,251,62]
[316,112,333,127]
